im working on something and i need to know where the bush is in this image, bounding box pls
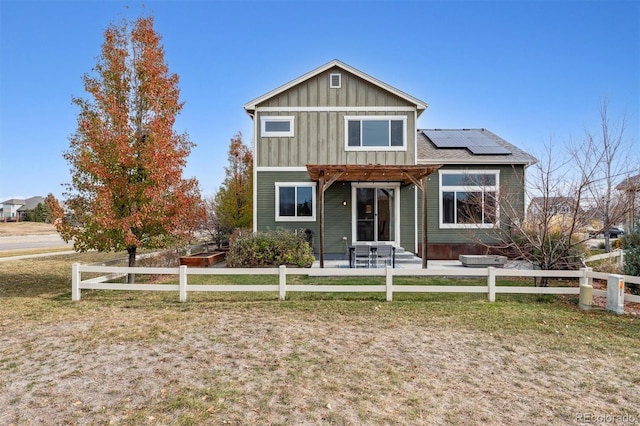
[516,230,589,271]
[226,228,315,268]
[592,258,623,275]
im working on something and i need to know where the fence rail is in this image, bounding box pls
[71,263,640,306]
[585,249,625,266]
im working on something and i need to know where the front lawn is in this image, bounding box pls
[1,252,638,425]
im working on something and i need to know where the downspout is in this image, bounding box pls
[414,110,419,255]
[421,176,428,269]
[414,185,418,255]
[251,109,258,233]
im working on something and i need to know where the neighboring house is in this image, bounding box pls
[244,60,536,264]
[1,196,45,221]
[527,196,578,217]
[526,196,589,234]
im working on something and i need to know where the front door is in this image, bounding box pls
[353,185,398,243]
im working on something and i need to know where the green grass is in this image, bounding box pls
[1,250,635,349]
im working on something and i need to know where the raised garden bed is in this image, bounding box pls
[179,250,226,267]
[459,254,508,268]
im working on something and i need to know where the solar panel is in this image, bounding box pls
[423,129,512,155]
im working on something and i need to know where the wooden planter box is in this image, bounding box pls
[179,251,226,267]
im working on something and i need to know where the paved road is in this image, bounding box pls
[0,234,74,251]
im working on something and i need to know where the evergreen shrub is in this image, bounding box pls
[622,226,640,295]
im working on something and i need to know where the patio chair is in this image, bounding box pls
[354,244,371,268]
[374,244,394,268]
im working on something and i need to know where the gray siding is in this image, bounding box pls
[261,68,412,108]
[257,111,416,167]
[255,66,417,168]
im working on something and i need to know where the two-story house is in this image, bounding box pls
[244,60,536,266]
[1,196,45,221]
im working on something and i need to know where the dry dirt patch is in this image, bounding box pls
[0,222,57,236]
[1,300,639,425]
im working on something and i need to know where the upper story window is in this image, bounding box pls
[275,182,316,222]
[261,116,294,137]
[344,116,406,151]
[439,170,499,229]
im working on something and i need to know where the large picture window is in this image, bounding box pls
[345,116,406,150]
[275,182,316,221]
[439,170,498,228]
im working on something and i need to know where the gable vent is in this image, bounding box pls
[330,73,341,88]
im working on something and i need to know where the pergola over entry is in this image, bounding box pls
[306,164,442,268]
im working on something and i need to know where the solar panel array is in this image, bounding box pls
[423,129,512,155]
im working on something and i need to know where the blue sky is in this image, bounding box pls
[1,0,638,202]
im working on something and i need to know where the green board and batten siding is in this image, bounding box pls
[418,164,527,245]
[257,170,422,256]
[255,68,417,168]
[256,171,353,256]
[255,165,526,256]
[399,185,418,254]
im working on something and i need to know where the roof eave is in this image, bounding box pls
[418,158,536,166]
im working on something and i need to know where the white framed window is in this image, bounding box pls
[330,73,341,88]
[275,182,316,222]
[344,116,407,151]
[261,116,294,137]
[439,170,499,229]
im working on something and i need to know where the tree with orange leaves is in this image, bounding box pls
[60,15,204,280]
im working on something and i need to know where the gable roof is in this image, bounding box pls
[528,196,581,215]
[417,128,537,165]
[18,196,45,211]
[1,196,45,210]
[243,59,428,115]
[529,196,576,208]
[1,198,26,206]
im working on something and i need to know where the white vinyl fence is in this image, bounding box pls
[71,263,640,306]
[585,249,625,267]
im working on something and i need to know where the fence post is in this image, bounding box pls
[179,265,187,302]
[487,267,496,302]
[279,265,286,301]
[385,266,393,302]
[606,274,625,315]
[617,249,624,269]
[579,267,593,310]
[72,263,81,301]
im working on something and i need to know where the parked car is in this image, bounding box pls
[607,227,625,238]
[584,226,598,238]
